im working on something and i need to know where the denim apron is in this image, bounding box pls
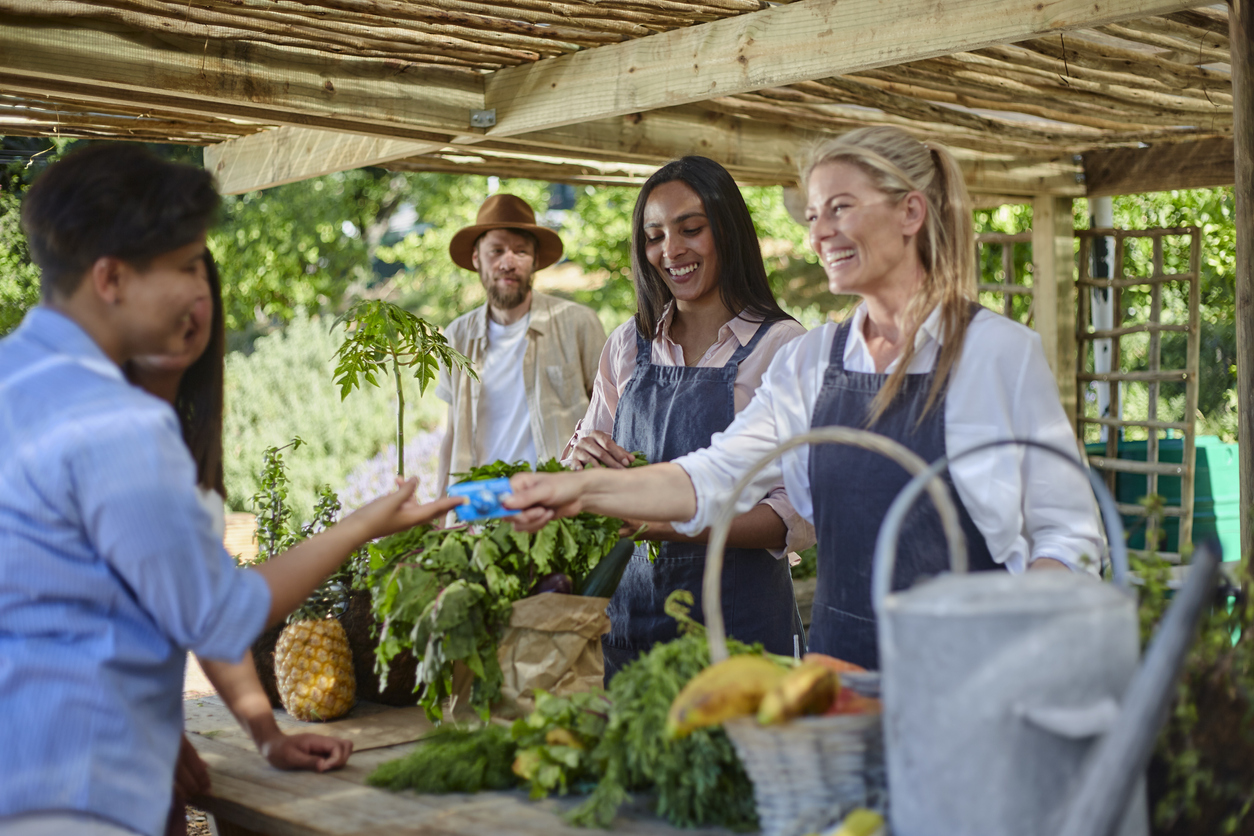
[808,310,1000,669]
[603,321,803,679]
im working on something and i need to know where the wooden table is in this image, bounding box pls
[185,696,730,836]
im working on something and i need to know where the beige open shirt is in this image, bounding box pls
[435,292,607,483]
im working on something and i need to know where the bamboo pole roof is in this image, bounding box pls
[0,1,1235,195]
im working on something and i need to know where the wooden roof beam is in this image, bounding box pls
[481,0,1215,137]
[1082,136,1235,195]
[0,16,484,141]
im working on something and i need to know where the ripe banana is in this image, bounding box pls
[757,661,840,725]
[823,808,885,836]
[666,655,788,738]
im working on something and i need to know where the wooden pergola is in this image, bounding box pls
[1,0,1250,563]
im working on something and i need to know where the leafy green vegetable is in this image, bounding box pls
[510,690,611,799]
[365,724,517,793]
[366,458,625,720]
[568,591,760,831]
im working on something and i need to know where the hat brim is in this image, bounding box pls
[449,222,564,272]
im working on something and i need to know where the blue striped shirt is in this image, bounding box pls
[0,308,270,836]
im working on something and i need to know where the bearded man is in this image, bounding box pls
[435,194,606,492]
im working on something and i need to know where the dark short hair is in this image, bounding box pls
[473,227,538,256]
[21,143,221,299]
[631,156,793,339]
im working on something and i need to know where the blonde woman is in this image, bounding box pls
[505,126,1102,670]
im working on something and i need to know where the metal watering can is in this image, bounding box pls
[871,438,1221,836]
[701,430,1220,836]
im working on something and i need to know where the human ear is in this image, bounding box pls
[901,192,928,237]
[87,256,126,305]
[471,246,481,271]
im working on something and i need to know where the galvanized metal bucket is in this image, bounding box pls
[871,438,1220,836]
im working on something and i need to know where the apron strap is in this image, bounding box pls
[725,318,777,369]
[828,318,854,372]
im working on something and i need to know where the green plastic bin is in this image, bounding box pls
[1084,435,1240,562]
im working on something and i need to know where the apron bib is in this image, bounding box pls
[603,321,803,679]
[807,307,1000,669]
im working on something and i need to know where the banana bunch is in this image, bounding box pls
[758,661,841,725]
[666,655,787,738]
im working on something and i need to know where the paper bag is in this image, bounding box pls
[496,593,611,716]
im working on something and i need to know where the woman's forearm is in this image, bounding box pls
[198,655,283,750]
[578,462,698,522]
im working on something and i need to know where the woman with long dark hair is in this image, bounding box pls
[564,156,814,675]
[128,253,354,836]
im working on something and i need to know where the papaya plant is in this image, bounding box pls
[332,300,475,479]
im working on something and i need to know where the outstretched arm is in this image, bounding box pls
[504,462,696,531]
[253,480,462,628]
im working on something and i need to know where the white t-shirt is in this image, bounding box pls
[476,314,537,466]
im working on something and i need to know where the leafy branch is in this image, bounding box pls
[333,300,475,478]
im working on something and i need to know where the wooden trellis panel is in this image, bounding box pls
[1075,227,1202,562]
[976,231,1034,326]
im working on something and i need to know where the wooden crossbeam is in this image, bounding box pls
[482,0,1214,137]
[1083,137,1236,195]
[0,16,484,140]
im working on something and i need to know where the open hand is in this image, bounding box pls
[569,431,634,470]
[261,732,354,773]
[346,478,464,540]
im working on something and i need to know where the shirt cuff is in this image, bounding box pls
[760,492,817,559]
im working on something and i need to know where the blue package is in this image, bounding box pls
[447,477,520,522]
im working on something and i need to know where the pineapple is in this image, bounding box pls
[274,615,356,721]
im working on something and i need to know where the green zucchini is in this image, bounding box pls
[579,537,635,598]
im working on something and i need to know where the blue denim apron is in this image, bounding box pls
[603,321,803,679]
[808,310,999,669]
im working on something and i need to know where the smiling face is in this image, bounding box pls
[115,236,212,360]
[805,160,926,298]
[642,180,721,308]
[472,228,536,313]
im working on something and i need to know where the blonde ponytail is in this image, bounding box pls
[802,127,976,424]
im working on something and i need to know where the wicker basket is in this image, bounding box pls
[724,693,885,836]
[698,428,966,836]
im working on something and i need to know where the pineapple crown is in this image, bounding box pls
[289,485,356,623]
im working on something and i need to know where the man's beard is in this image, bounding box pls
[483,272,532,311]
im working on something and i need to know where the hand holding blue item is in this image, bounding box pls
[447,477,520,522]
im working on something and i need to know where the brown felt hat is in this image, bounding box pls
[448,193,564,272]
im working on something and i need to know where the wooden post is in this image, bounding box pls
[1232,0,1254,572]
[1033,195,1078,430]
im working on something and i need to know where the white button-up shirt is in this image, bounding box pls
[673,304,1104,574]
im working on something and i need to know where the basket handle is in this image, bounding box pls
[702,427,968,664]
[870,437,1129,618]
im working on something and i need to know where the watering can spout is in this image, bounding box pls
[1054,539,1223,836]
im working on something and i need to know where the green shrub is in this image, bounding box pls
[223,311,444,526]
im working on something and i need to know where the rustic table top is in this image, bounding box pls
[185,696,732,836]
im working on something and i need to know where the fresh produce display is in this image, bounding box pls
[364,458,631,721]
[367,591,765,830]
[252,439,359,721]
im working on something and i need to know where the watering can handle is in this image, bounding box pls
[871,438,1130,617]
[701,427,969,665]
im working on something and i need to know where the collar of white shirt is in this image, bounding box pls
[843,302,948,375]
